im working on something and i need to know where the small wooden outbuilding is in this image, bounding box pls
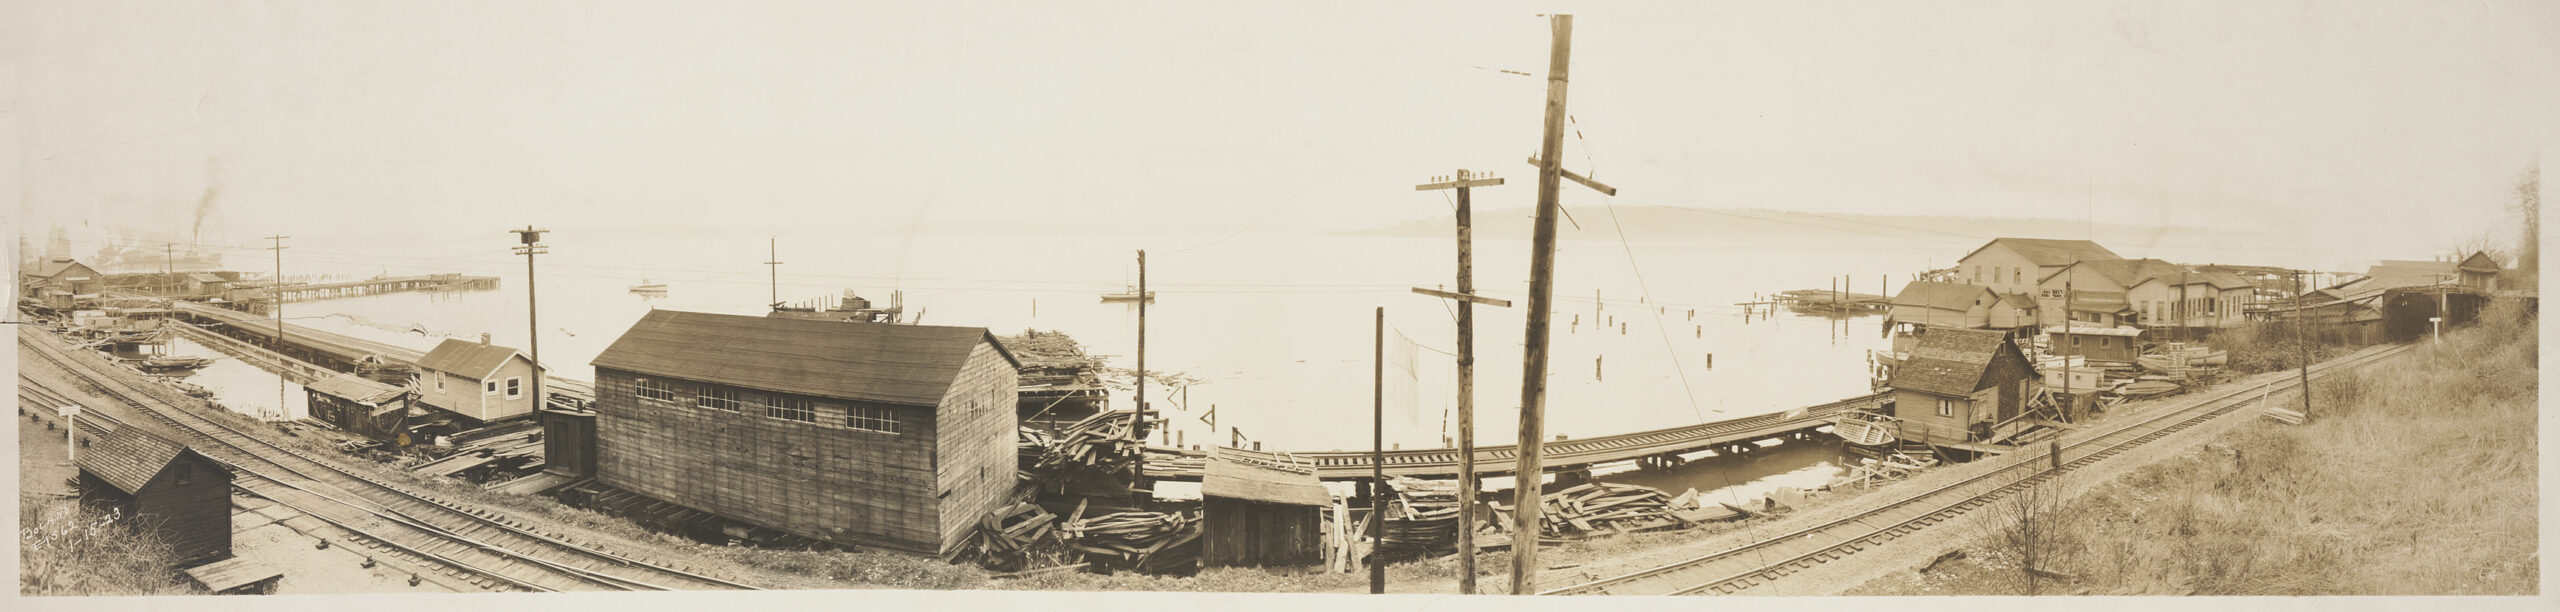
[1887,327,2039,448]
[416,337,545,424]
[304,372,416,444]
[77,426,233,567]
[1199,449,1328,568]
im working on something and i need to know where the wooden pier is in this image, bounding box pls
[1150,391,1889,481]
[165,300,594,408]
[249,273,499,302]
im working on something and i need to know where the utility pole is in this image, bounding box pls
[1413,168,1509,594]
[163,243,174,294]
[765,237,784,309]
[2295,270,2310,417]
[266,235,289,419]
[1512,14,1619,595]
[1369,306,1386,594]
[511,227,548,411]
[1133,250,1149,489]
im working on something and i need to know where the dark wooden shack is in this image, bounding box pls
[77,426,233,567]
[589,310,1021,555]
[303,372,415,444]
[1199,450,1328,567]
[1887,327,2039,448]
[540,408,598,479]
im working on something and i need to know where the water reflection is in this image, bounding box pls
[105,336,307,422]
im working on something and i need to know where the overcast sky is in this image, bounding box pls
[8,0,2555,260]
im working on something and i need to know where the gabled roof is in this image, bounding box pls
[2366,260,2458,283]
[1961,238,2123,268]
[1202,449,1328,506]
[185,272,228,283]
[1889,327,2020,397]
[418,339,531,380]
[2458,251,2502,273]
[28,259,92,279]
[305,372,408,404]
[1889,281,1995,312]
[2044,258,2190,289]
[591,309,1019,407]
[80,426,210,494]
[1997,293,2038,309]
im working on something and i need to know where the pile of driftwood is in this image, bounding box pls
[1490,483,1690,538]
[954,500,1203,576]
[1033,411,1159,481]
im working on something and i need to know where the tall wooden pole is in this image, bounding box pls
[266,235,288,420]
[1511,14,1574,595]
[1135,249,1148,485]
[512,227,548,411]
[1414,169,1506,593]
[2295,270,2310,417]
[1370,306,1386,594]
[764,236,784,309]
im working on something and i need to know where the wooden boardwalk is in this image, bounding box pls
[249,273,499,302]
[166,300,595,406]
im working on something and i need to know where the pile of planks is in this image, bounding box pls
[1033,410,1160,481]
[1490,483,1690,538]
[1060,504,1201,576]
[1373,477,1465,560]
[952,502,1075,572]
[409,422,546,479]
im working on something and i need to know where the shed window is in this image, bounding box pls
[698,387,742,411]
[2071,336,2082,347]
[506,377,522,398]
[636,378,677,401]
[2014,269,2021,284]
[848,406,900,434]
[174,462,193,485]
[1936,399,1953,417]
[2102,337,2114,348]
[434,376,445,392]
[486,381,498,394]
[764,396,815,423]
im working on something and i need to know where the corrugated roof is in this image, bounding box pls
[1890,281,1993,312]
[1964,238,2123,267]
[1202,450,1328,506]
[79,426,195,494]
[305,372,407,404]
[1889,327,2015,397]
[418,339,527,380]
[590,309,1016,406]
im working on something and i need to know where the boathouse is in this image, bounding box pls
[304,372,417,444]
[1199,450,1327,568]
[415,336,545,424]
[1886,328,2037,448]
[1885,281,1996,330]
[183,272,232,298]
[2045,324,2143,363]
[588,310,1020,555]
[77,426,233,567]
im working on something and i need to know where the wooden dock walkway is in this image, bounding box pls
[1152,391,1890,481]
[166,300,594,407]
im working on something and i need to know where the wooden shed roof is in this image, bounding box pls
[418,339,529,380]
[1202,449,1328,506]
[79,426,209,494]
[592,309,1018,406]
[1889,327,2018,397]
[1964,238,2123,267]
[305,372,407,404]
[1890,281,1993,312]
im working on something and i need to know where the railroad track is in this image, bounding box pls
[1542,342,2415,596]
[19,333,760,592]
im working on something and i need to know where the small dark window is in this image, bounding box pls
[174,463,193,485]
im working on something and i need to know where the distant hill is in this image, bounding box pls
[1335,204,2238,249]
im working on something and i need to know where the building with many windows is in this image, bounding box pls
[587,310,1019,555]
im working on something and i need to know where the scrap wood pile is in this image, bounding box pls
[1033,410,1161,481]
[1016,427,1051,471]
[409,422,546,479]
[1373,477,1465,560]
[953,500,1201,576]
[1489,482,1690,538]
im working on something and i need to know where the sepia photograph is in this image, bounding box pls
[7,1,2551,608]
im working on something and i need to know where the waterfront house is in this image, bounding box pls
[1955,238,2122,296]
[2045,324,2144,363]
[182,272,231,297]
[1885,281,1997,330]
[77,426,233,567]
[588,310,1020,555]
[21,258,102,310]
[1886,327,2038,449]
[1988,293,2040,331]
[416,336,545,424]
[2124,270,2256,333]
[1200,449,1327,568]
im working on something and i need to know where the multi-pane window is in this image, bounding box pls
[636,378,677,401]
[486,381,498,393]
[764,396,815,423]
[506,377,523,398]
[1936,399,1953,417]
[698,386,742,411]
[848,406,900,434]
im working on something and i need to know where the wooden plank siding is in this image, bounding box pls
[78,459,231,566]
[931,343,1022,553]
[1202,498,1323,567]
[593,368,944,553]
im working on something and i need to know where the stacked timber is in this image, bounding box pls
[1034,410,1158,481]
[1375,477,1464,560]
[953,502,1074,572]
[409,421,545,479]
[1061,507,1202,575]
[1489,483,1690,538]
[1017,427,1051,472]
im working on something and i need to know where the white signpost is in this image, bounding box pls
[58,405,80,463]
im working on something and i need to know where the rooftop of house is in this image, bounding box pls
[2043,258,2192,289]
[1889,327,2020,397]
[1889,281,1995,312]
[418,338,532,380]
[591,309,1020,407]
[1963,238,2124,267]
[79,426,204,494]
[305,372,409,404]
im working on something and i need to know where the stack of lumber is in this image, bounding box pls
[951,502,1073,572]
[1034,410,1159,480]
[1016,427,1051,471]
[1489,483,1690,538]
[1060,506,1201,575]
[409,424,546,478]
[1374,477,1464,560]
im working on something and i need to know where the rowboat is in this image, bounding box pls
[628,279,668,294]
[135,356,214,371]
[1099,286,1155,303]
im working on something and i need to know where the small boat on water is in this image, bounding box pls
[2137,344,2228,373]
[134,356,214,372]
[628,279,669,294]
[1099,286,1155,303]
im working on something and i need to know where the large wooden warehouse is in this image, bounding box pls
[588,310,1021,555]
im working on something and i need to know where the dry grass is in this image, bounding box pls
[19,498,206,596]
[1893,300,2537,595]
